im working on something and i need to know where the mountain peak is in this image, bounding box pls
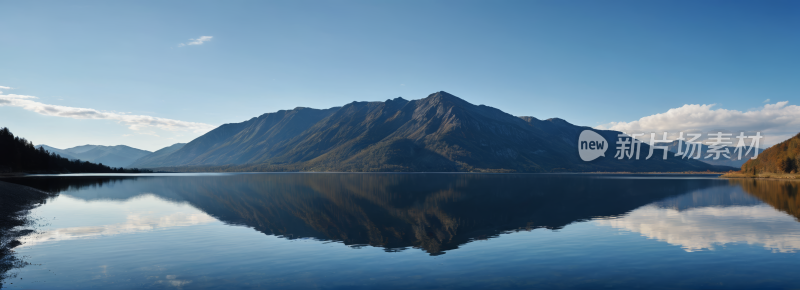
[427,91,458,99]
[519,116,541,123]
[386,97,407,103]
[423,91,471,107]
[546,118,574,126]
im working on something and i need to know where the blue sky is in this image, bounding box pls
[1,0,798,151]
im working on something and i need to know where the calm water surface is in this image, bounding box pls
[2,173,800,289]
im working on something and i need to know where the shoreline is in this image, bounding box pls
[0,171,728,177]
[0,180,57,286]
[720,172,800,180]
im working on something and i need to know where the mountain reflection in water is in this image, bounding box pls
[10,173,790,255]
[4,174,800,289]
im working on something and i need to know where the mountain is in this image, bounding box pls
[134,91,734,172]
[137,106,339,167]
[128,143,186,168]
[35,144,152,168]
[739,132,800,174]
[36,144,81,160]
[0,127,150,174]
[63,145,102,154]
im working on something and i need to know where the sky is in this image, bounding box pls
[1,0,798,151]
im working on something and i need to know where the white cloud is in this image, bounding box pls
[764,98,771,103]
[178,36,213,47]
[138,131,161,137]
[0,93,216,133]
[0,86,11,89]
[595,102,800,147]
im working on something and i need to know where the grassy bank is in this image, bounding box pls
[720,171,800,179]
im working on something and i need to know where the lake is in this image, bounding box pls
[2,173,800,289]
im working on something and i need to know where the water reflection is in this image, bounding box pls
[6,174,800,256]
[19,195,217,248]
[5,174,727,255]
[5,174,800,289]
[595,180,800,252]
[731,179,800,220]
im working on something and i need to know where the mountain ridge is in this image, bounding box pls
[133,91,734,172]
[128,143,186,168]
[35,144,151,168]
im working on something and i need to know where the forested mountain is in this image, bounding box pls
[740,132,800,174]
[0,127,150,174]
[132,91,733,172]
[35,144,151,168]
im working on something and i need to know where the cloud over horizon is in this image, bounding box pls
[0,92,216,133]
[595,102,800,146]
[179,36,213,47]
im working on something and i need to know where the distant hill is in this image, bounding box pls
[663,140,763,168]
[134,91,734,172]
[740,132,800,174]
[36,144,81,160]
[0,127,150,174]
[35,144,151,168]
[128,143,186,168]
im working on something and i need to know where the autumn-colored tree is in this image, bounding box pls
[796,153,800,172]
[741,132,800,174]
[780,157,795,173]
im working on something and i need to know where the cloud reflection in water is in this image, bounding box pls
[19,194,217,247]
[595,200,800,252]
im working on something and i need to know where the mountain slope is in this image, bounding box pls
[740,132,800,174]
[139,91,733,172]
[64,145,101,154]
[35,144,152,168]
[36,145,80,160]
[295,93,569,172]
[128,143,186,168]
[131,107,340,168]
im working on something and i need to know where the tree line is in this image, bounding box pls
[741,132,800,175]
[0,127,151,174]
